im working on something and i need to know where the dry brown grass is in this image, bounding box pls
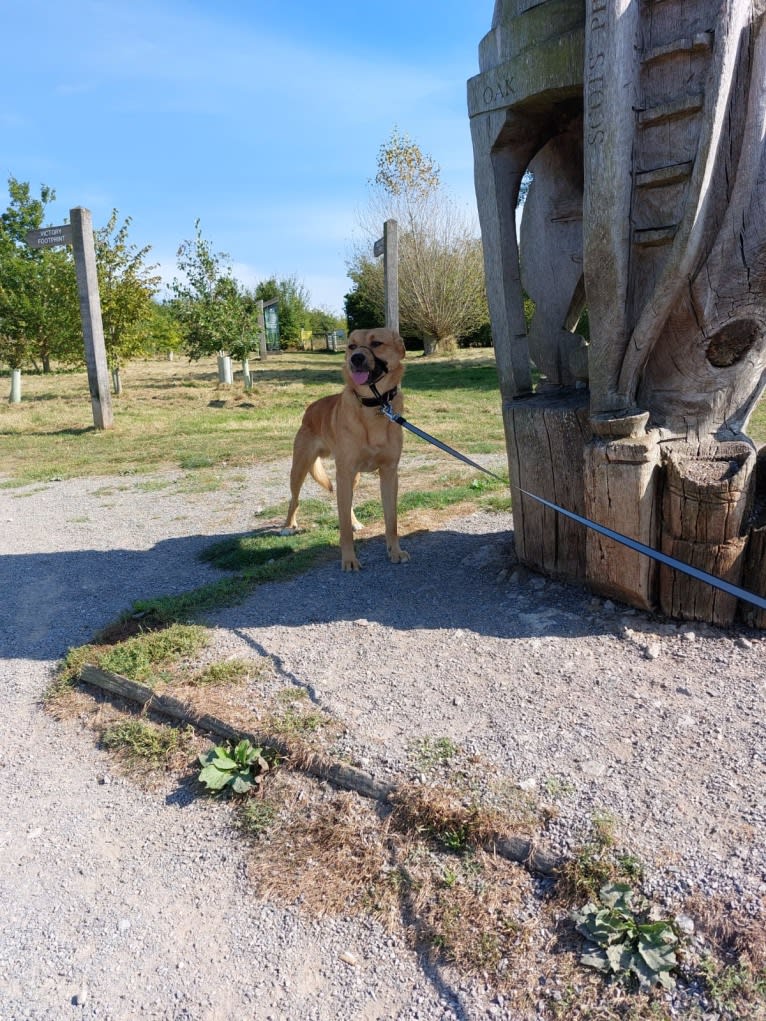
[247,782,403,923]
[685,892,766,970]
[388,782,519,851]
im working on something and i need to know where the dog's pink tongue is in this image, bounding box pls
[351,370,369,385]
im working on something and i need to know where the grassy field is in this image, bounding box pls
[0,350,506,484]
[3,349,765,486]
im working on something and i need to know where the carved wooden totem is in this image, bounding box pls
[469,0,766,625]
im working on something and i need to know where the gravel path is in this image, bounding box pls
[1,461,764,1020]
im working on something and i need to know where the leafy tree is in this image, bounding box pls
[373,127,440,198]
[350,128,490,354]
[143,301,184,358]
[213,278,261,388]
[95,210,161,393]
[344,256,383,332]
[308,306,345,337]
[255,276,311,348]
[171,221,249,365]
[0,177,80,398]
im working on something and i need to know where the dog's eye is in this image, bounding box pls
[370,341,382,349]
[347,343,357,351]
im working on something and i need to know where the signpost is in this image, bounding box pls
[26,208,113,430]
[373,219,399,332]
[26,225,73,248]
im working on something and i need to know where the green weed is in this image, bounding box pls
[198,739,277,795]
[410,736,460,770]
[572,883,679,991]
[190,657,266,687]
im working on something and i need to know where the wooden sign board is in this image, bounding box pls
[373,237,384,257]
[26,224,73,248]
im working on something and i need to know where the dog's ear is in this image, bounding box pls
[393,330,406,357]
[347,330,361,346]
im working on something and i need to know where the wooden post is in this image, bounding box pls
[70,207,113,430]
[383,219,399,332]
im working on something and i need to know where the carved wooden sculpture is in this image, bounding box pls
[469,0,766,625]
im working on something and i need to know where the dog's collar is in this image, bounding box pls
[355,385,399,408]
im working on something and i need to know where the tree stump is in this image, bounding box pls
[658,442,754,625]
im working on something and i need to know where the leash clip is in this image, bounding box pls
[369,383,396,421]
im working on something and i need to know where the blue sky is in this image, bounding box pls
[1,1,493,315]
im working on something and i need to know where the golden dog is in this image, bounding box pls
[281,327,410,571]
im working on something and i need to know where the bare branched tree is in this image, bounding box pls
[349,129,489,354]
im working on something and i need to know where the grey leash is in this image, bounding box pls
[372,388,766,613]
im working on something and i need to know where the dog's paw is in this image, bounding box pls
[279,526,298,536]
[341,556,362,571]
[388,548,410,564]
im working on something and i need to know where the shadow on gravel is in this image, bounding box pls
[2,533,231,661]
[3,522,597,663]
[205,523,598,643]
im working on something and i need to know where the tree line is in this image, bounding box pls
[0,177,344,401]
[1,131,494,401]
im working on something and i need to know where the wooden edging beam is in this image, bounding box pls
[80,664,559,877]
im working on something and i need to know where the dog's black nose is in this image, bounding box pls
[350,351,367,367]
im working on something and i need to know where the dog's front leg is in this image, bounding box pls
[336,469,361,571]
[380,463,409,564]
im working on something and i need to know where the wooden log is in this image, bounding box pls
[506,390,590,581]
[584,430,661,609]
[742,524,766,628]
[659,443,754,624]
[81,664,394,802]
[741,445,766,625]
[80,665,559,876]
[662,443,754,543]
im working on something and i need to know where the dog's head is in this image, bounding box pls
[344,328,406,393]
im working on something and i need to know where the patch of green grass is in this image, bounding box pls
[410,736,460,770]
[134,479,172,493]
[558,811,645,902]
[121,512,339,629]
[179,454,217,470]
[699,955,766,1015]
[101,719,189,767]
[748,400,766,447]
[238,800,278,839]
[269,703,328,736]
[265,689,329,736]
[355,476,506,525]
[273,687,310,705]
[190,657,266,687]
[96,623,209,687]
[544,776,577,798]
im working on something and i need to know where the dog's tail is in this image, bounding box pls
[309,457,333,493]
